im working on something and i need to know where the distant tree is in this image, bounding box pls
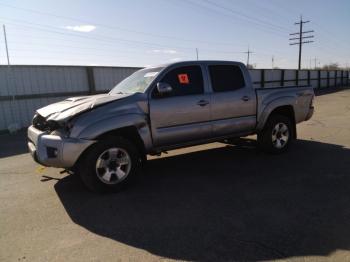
[321,63,340,70]
[273,67,280,69]
[247,64,256,69]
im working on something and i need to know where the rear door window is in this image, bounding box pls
[209,65,245,92]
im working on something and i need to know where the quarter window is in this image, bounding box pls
[209,65,245,92]
[153,66,204,98]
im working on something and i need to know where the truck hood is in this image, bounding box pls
[37,93,130,122]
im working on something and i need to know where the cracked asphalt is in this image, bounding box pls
[1,87,350,261]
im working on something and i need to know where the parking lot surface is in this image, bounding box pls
[1,88,350,262]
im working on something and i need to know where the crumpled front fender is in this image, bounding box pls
[71,113,153,152]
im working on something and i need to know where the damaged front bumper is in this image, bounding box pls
[27,125,95,168]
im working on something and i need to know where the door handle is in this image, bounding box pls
[197,100,209,107]
[241,96,250,102]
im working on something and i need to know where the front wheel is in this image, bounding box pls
[257,114,293,154]
[77,137,141,193]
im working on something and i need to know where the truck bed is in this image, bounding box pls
[255,85,314,128]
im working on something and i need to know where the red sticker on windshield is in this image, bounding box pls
[178,74,189,84]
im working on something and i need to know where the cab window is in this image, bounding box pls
[153,66,204,98]
[209,65,245,92]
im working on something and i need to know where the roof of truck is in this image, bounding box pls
[147,60,245,69]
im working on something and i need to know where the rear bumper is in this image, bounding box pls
[305,106,314,121]
[27,125,95,168]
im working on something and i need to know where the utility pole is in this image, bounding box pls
[244,47,253,67]
[195,48,199,61]
[289,16,314,70]
[313,57,317,69]
[272,56,274,69]
[3,24,10,66]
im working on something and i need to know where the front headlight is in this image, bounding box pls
[33,114,60,132]
[46,120,60,131]
[50,119,76,137]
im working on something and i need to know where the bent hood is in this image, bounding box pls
[37,93,130,122]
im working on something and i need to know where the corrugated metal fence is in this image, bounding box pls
[0,65,141,132]
[0,65,349,133]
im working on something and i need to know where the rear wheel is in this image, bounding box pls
[258,114,293,154]
[77,137,141,193]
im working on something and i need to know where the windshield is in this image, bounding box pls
[109,67,164,95]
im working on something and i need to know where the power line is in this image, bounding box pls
[0,17,193,50]
[4,8,345,68]
[0,2,316,67]
[241,0,295,28]
[289,16,314,70]
[236,0,350,57]
[1,0,347,68]
[313,22,350,49]
[245,0,349,60]
[4,27,313,69]
[0,2,247,47]
[0,17,252,55]
[201,0,290,33]
[8,54,149,66]
[2,19,254,56]
[178,0,288,38]
[3,22,271,65]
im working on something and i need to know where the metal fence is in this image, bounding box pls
[250,69,349,89]
[0,65,349,133]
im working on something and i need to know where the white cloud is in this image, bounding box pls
[64,25,96,32]
[151,49,178,54]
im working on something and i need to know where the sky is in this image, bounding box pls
[0,0,349,69]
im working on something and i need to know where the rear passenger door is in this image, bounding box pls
[208,64,257,137]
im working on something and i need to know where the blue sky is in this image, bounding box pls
[0,0,349,69]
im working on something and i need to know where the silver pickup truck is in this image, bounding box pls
[28,61,314,192]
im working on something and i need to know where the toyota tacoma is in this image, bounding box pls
[28,61,314,192]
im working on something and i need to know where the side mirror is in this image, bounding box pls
[156,82,172,95]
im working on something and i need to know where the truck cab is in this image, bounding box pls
[148,61,256,149]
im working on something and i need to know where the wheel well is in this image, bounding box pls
[72,126,146,173]
[95,126,146,155]
[270,105,295,121]
[269,105,297,138]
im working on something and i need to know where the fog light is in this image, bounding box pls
[47,147,58,158]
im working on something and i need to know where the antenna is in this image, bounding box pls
[3,24,10,65]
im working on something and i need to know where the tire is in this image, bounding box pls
[77,136,142,193]
[257,114,293,154]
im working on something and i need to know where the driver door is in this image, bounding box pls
[149,65,211,147]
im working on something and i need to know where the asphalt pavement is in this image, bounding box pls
[1,87,350,261]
